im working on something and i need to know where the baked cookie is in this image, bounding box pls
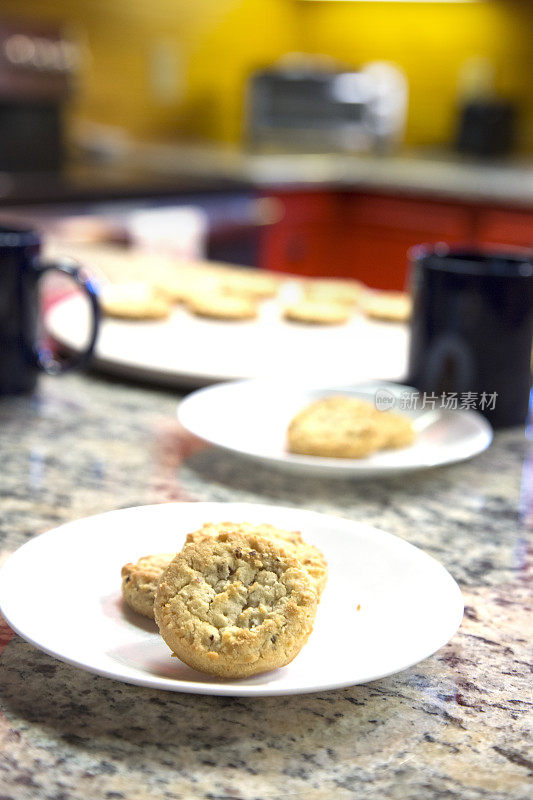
[154,531,317,678]
[304,278,364,307]
[121,553,175,617]
[221,271,280,300]
[287,394,417,459]
[185,292,258,320]
[362,291,411,322]
[375,410,416,449]
[100,283,171,320]
[283,300,351,325]
[186,522,328,600]
[287,396,383,458]
[155,271,221,304]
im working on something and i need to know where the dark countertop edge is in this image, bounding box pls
[0,172,254,207]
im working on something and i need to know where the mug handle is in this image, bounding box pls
[33,256,100,374]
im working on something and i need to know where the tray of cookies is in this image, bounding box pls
[44,248,410,388]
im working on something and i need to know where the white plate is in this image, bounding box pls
[0,502,463,697]
[46,293,408,387]
[178,381,493,478]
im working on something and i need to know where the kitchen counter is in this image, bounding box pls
[137,142,533,207]
[2,145,533,210]
[0,372,531,800]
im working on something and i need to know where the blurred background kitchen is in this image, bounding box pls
[1,0,532,287]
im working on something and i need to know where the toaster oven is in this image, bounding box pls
[247,60,408,154]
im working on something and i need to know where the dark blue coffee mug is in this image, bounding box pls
[407,244,533,428]
[0,223,100,395]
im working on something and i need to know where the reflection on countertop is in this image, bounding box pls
[0,372,531,800]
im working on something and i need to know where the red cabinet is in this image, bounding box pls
[259,189,533,290]
[476,210,533,249]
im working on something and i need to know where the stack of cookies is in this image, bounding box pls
[121,522,327,678]
[287,395,415,459]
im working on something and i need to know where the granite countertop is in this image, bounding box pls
[136,142,533,206]
[0,372,531,800]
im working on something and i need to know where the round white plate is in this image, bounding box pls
[0,502,463,697]
[46,293,408,388]
[178,381,493,478]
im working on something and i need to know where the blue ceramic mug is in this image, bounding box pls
[0,223,100,395]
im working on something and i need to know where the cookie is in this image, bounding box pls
[287,395,415,459]
[304,278,364,307]
[121,553,175,617]
[221,271,280,300]
[283,300,351,325]
[100,283,171,320]
[185,292,258,320]
[154,531,318,678]
[155,271,221,304]
[362,291,411,322]
[186,522,328,600]
[288,395,383,458]
[375,410,416,449]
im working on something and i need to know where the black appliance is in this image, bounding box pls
[455,99,517,159]
[0,19,76,171]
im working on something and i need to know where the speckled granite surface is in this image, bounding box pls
[0,373,531,800]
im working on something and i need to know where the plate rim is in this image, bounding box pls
[0,501,464,697]
[177,379,493,476]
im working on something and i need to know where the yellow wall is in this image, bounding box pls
[2,0,533,150]
[1,0,298,142]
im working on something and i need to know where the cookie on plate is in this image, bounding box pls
[287,395,382,458]
[287,395,415,459]
[220,270,281,300]
[283,300,351,325]
[186,522,328,600]
[185,292,258,321]
[121,553,175,617]
[304,278,364,307]
[362,291,411,322]
[100,283,172,320]
[155,271,221,304]
[376,410,416,449]
[154,531,318,678]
